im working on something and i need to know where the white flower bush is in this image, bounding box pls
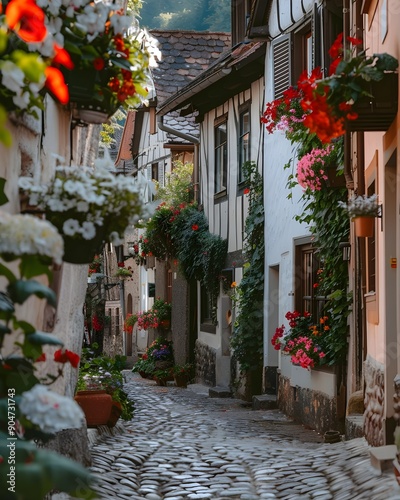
[18,157,146,247]
[339,193,379,218]
[20,384,85,434]
[0,210,64,264]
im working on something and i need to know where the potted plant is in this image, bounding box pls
[152,298,172,330]
[40,0,157,123]
[153,368,172,386]
[18,155,144,264]
[0,0,71,133]
[124,313,138,334]
[114,267,132,279]
[339,193,379,238]
[172,363,194,388]
[75,348,134,427]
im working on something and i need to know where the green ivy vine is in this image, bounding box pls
[231,161,264,373]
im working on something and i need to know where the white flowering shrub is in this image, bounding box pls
[0,210,64,264]
[19,157,146,247]
[339,193,379,218]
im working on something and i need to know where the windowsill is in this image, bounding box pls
[237,180,247,194]
[365,292,376,301]
[214,189,227,202]
[200,322,216,334]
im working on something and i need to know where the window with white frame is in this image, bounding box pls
[214,120,227,194]
[238,109,250,184]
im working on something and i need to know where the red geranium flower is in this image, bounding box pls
[243,187,250,195]
[6,0,47,43]
[93,57,105,71]
[192,224,199,231]
[54,349,80,368]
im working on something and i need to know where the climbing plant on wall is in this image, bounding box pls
[231,161,264,373]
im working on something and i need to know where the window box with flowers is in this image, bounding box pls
[18,155,145,264]
[339,193,379,238]
[271,311,328,370]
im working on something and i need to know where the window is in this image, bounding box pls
[295,243,325,321]
[238,110,250,184]
[215,120,227,194]
[200,285,215,333]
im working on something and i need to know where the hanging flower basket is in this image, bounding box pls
[346,73,398,132]
[62,232,105,265]
[353,216,375,238]
[63,68,119,125]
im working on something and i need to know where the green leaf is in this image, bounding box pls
[19,255,52,280]
[27,331,64,346]
[7,280,56,307]
[0,177,8,206]
[0,262,17,282]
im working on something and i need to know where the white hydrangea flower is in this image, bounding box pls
[20,385,85,434]
[0,211,64,264]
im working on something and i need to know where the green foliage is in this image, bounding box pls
[140,160,227,325]
[154,160,193,206]
[231,162,264,373]
[292,140,351,365]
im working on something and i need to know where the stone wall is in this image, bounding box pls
[195,339,216,387]
[363,356,385,446]
[278,373,338,435]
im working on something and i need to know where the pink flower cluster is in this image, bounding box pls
[271,310,327,370]
[284,336,325,370]
[296,146,333,191]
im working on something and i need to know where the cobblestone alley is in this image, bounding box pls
[88,372,400,500]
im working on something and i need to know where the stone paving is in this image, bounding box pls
[89,372,400,500]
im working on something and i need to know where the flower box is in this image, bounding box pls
[346,73,398,132]
[353,216,375,238]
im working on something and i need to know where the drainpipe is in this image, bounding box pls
[157,114,201,204]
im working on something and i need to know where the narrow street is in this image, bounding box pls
[89,373,400,500]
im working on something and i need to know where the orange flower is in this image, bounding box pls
[243,187,250,195]
[52,44,74,70]
[45,67,69,105]
[6,0,47,43]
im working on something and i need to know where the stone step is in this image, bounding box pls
[369,444,397,473]
[252,394,277,410]
[208,386,232,398]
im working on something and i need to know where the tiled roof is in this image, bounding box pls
[150,30,231,107]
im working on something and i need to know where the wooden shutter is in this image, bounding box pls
[272,35,291,99]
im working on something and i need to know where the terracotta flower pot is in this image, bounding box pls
[353,216,375,238]
[74,390,113,427]
[107,401,123,427]
[174,373,188,388]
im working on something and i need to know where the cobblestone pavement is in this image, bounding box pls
[89,372,400,500]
